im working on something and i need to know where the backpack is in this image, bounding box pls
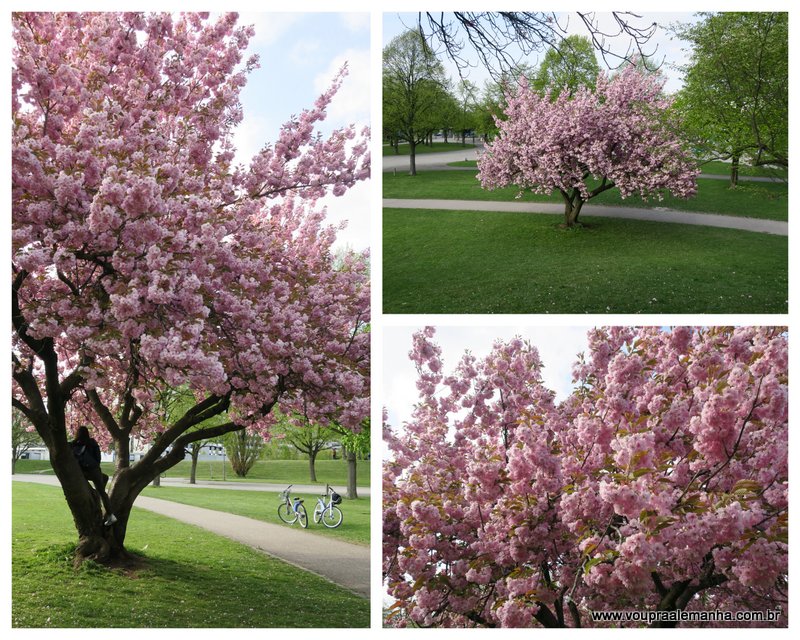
[72,443,97,469]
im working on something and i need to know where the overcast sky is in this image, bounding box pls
[233,12,370,251]
[383,11,701,95]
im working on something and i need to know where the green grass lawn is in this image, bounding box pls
[383,141,474,156]
[142,486,370,546]
[699,160,788,179]
[384,170,787,221]
[12,482,368,628]
[15,458,369,488]
[383,208,787,314]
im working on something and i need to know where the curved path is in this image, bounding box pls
[383,143,482,172]
[12,474,369,598]
[154,476,371,497]
[17,468,370,497]
[383,198,787,236]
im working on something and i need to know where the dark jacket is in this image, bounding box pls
[71,437,102,469]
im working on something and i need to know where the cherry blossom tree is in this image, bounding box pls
[478,65,698,227]
[12,12,370,563]
[384,326,787,628]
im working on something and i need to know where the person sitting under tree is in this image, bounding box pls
[70,426,117,526]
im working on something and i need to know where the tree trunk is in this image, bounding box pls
[345,447,357,499]
[409,141,417,176]
[443,129,449,143]
[308,451,318,482]
[461,131,466,146]
[12,457,17,474]
[563,196,584,227]
[46,446,126,564]
[730,154,740,187]
[190,447,199,484]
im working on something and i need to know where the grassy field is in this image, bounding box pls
[15,458,369,488]
[383,170,788,221]
[12,482,369,628]
[699,160,788,179]
[383,141,474,156]
[383,208,787,314]
[141,486,370,546]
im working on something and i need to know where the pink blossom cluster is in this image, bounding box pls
[478,65,699,205]
[12,13,370,444]
[384,327,787,628]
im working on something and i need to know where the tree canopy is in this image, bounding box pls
[532,35,600,98]
[478,65,697,227]
[384,326,788,627]
[12,11,370,562]
[672,12,788,180]
[383,29,449,175]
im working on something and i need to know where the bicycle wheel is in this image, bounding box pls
[313,504,323,524]
[277,502,295,524]
[296,504,308,528]
[321,506,343,528]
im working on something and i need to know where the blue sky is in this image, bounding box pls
[383,12,701,95]
[232,12,371,251]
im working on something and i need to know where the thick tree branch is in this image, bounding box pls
[85,389,123,438]
[134,392,234,471]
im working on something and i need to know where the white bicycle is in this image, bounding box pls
[277,485,308,528]
[313,484,343,528]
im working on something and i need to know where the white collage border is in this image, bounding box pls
[3,1,796,638]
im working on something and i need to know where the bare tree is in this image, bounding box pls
[412,12,660,80]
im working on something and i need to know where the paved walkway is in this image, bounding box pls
[383,198,787,236]
[12,474,369,598]
[155,477,371,497]
[383,143,483,172]
[18,469,370,497]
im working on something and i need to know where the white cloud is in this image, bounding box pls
[340,13,369,33]
[314,48,370,127]
[231,113,274,169]
[288,40,322,66]
[240,13,301,46]
[322,178,370,252]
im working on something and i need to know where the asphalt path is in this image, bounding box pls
[154,476,371,497]
[383,198,787,236]
[12,474,370,598]
[16,468,370,497]
[383,143,482,172]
